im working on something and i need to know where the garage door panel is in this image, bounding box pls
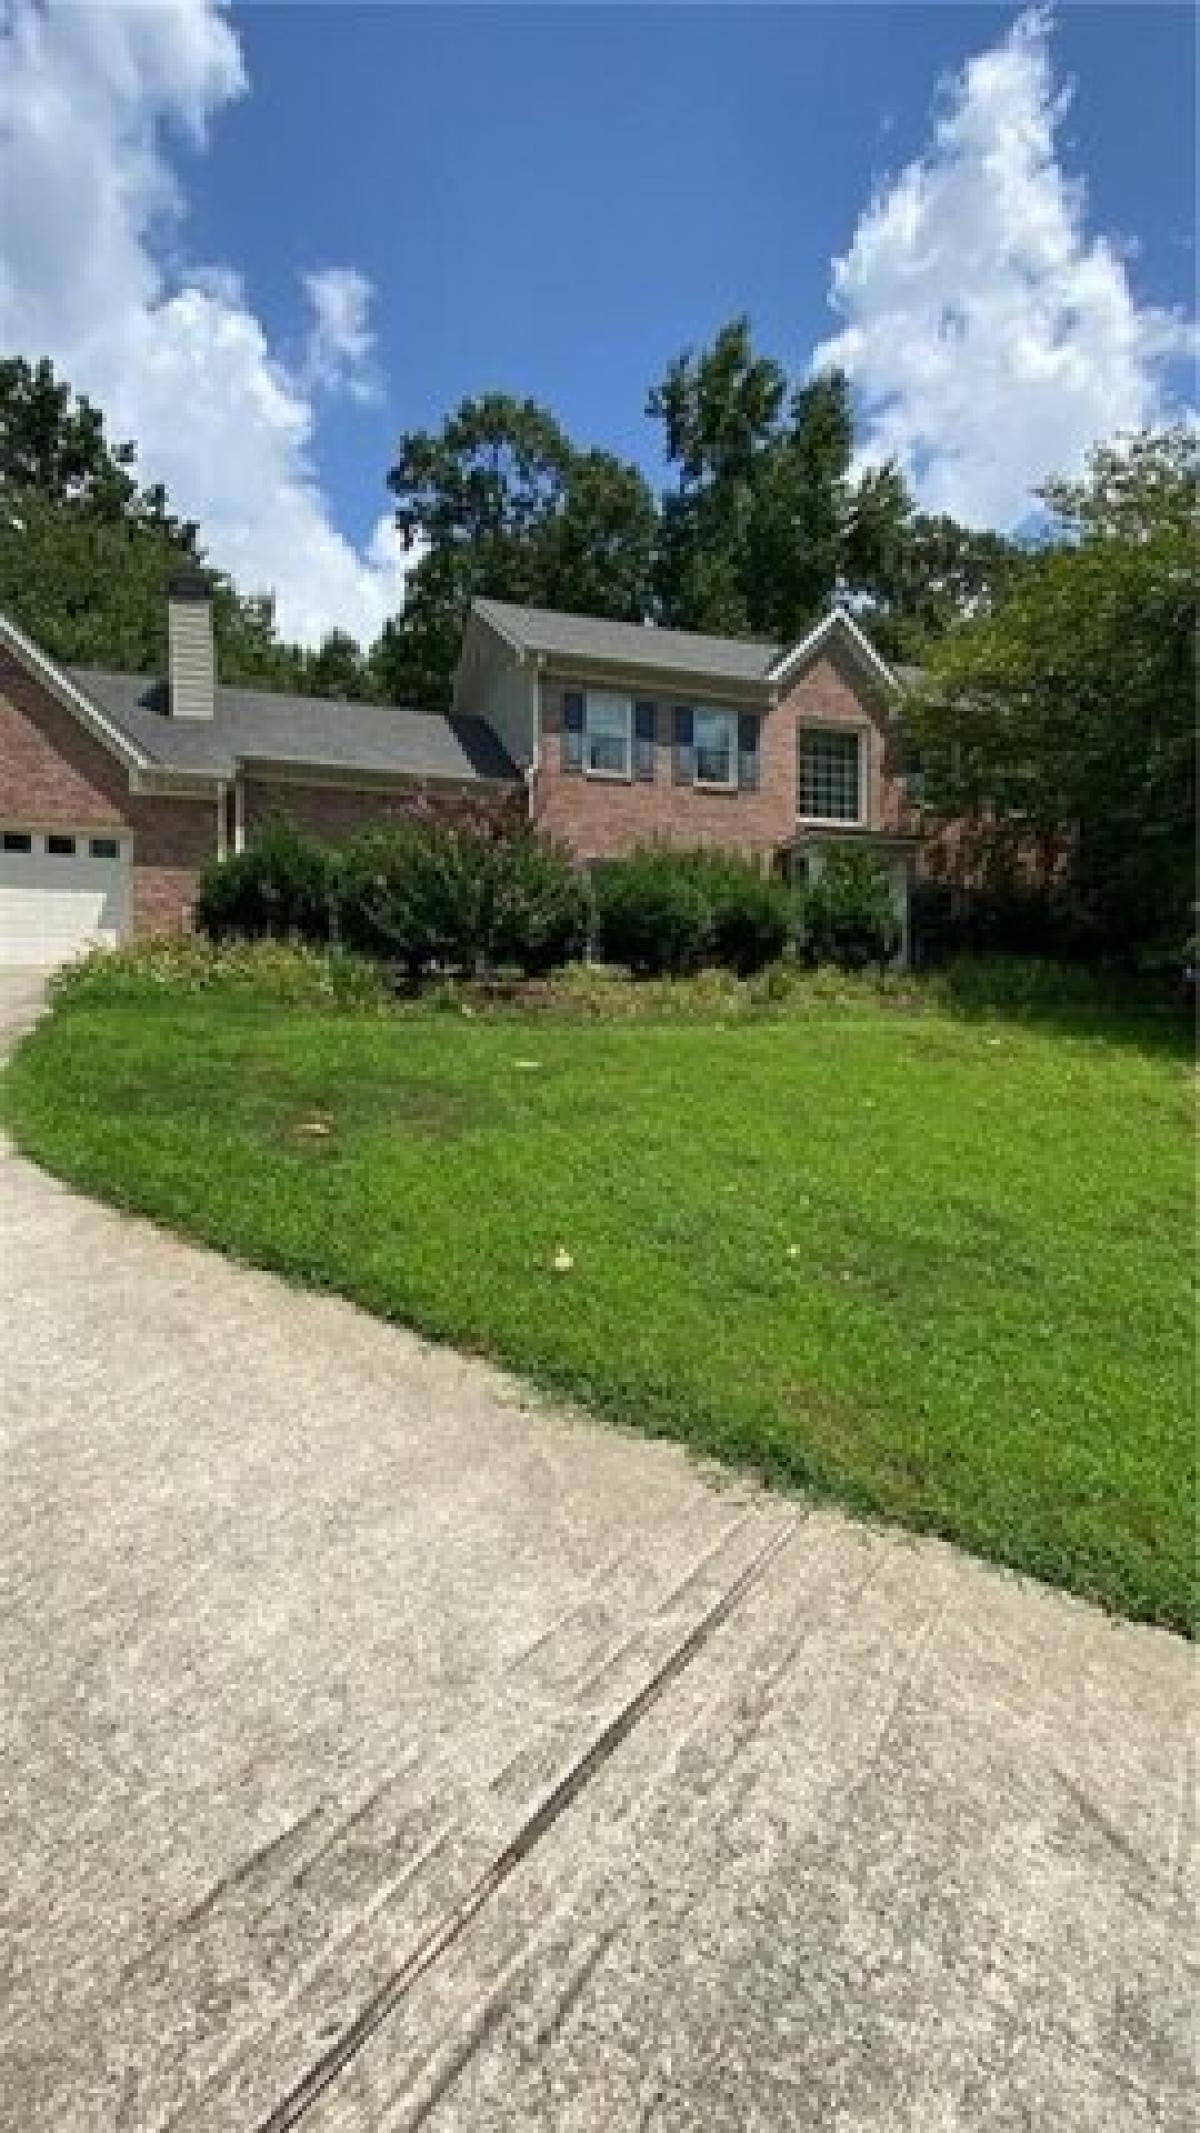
[0,830,130,967]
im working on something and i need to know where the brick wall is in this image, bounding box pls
[533,645,909,862]
[0,650,217,937]
[242,777,520,844]
[0,650,132,828]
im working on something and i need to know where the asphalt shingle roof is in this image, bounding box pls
[67,669,519,785]
[473,598,783,684]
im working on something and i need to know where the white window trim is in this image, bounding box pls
[797,723,870,829]
[582,690,633,782]
[692,707,739,791]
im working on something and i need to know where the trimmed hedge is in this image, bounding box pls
[195,823,903,983]
[197,818,589,981]
[591,847,792,977]
[194,817,335,943]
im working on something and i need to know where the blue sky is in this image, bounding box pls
[1,3,1194,643]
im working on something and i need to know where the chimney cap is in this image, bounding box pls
[167,563,212,603]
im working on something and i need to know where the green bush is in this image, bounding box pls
[589,847,790,978]
[795,849,901,971]
[50,937,391,1009]
[336,821,588,981]
[336,823,492,979]
[686,852,792,976]
[591,848,712,976]
[485,829,592,976]
[194,818,335,943]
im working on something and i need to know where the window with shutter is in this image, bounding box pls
[582,692,633,777]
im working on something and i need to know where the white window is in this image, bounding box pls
[799,728,863,824]
[584,692,632,778]
[693,709,738,788]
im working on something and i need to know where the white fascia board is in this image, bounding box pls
[766,608,899,697]
[0,609,155,773]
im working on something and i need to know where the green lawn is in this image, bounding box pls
[4,987,1193,1630]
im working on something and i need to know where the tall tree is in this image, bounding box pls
[648,319,785,636]
[909,428,1196,957]
[0,356,336,694]
[649,323,914,645]
[381,394,656,706]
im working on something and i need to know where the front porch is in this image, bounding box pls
[776,826,922,965]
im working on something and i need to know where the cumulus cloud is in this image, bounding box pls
[813,8,1196,526]
[0,0,410,647]
[302,267,380,403]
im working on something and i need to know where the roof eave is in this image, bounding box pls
[536,649,774,703]
[766,608,899,697]
[235,755,516,791]
[1,611,157,774]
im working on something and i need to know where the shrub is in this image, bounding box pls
[795,849,901,971]
[194,818,334,943]
[686,853,792,976]
[591,848,711,976]
[336,823,492,980]
[485,830,592,976]
[336,822,587,981]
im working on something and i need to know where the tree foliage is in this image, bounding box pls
[909,429,1197,958]
[380,394,657,707]
[0,356,376,697]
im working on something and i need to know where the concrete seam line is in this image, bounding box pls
[254,1512,801,2133]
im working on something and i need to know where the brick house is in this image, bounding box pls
[456,597,920,956]
[0,572,920,966]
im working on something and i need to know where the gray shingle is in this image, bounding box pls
[67,670,519,785]
[473,598,781,685]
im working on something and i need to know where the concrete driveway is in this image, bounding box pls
[0,971,1195,2133]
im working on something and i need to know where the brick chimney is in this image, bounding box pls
[167,566,215,719]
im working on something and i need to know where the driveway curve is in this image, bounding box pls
[0,972,1195,2132]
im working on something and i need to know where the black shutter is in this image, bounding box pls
[562,690,585,773]
[634,701,657,782]
[737,713,760,791]
[672,705,694,785]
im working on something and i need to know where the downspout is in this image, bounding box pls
[215,778,228,862]
[526,654,544,824]
[233,777,246,855]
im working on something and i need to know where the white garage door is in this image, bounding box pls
[0,828,130,968]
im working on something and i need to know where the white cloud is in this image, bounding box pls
[813,7,1196,527]
[0,0,411,648]
[301,267,380,403]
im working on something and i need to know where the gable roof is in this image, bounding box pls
[470,596,900,697]
[62,669,519,786]
[0,610,154,773]
[764,608,898,695]
[472,598,782,685]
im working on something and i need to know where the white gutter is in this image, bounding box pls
[527,654,544,822]
[216,778,228,862]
